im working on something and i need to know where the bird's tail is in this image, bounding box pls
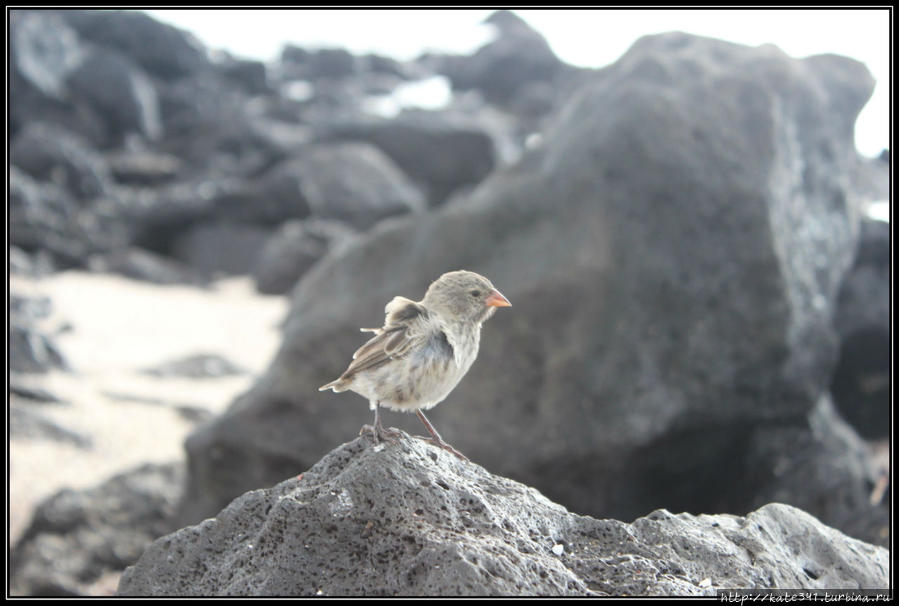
[319,378,348,392]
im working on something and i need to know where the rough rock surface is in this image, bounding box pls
[10,463,185,596]
[179,33,876,544]
[119,436,890,596]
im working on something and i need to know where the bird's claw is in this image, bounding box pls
[413,435,469,461]
[360,424,402,445]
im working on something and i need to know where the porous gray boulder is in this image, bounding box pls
[178,32,876,544]
[118,436,889,596]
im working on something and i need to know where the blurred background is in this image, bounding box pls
[8,8,890,596]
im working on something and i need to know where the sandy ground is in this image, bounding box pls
[9,271,288,547]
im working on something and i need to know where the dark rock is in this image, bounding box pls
[169,222,273,276]
[214,53,269,94]
[322,111,496,205]
[60,9,208,79]
[361,53,416,79]
[267,143,426,229]
[10,293,54,322]
[124,179,240,254]
[11,121,112,201]
[830,218,890,439]
[10,462,185,596]
[9,246,56,277]
[209,177,312,228]
[87,247,208,286]
[280,45,356,80]
[174,406,215,424]
[442,11,564,106]
[8,380,68,405]
[10,10,85,100]
[156,75,287,179]
[9,325,69,374]
[221,141,424,231]
[280,44,310,63]
[178,34,875,543]
[119,436,889,596]
[9,292,70,374]
[9,407,90,448]
[10,166,129,267]
[10,165,84,265]
[142,353,250,379]
[253,219,356,295]
[742,395,889,547]
[66,46,162,143]
[9,11,110,146]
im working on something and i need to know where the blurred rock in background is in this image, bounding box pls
[8,8,890,596]
[831,217,890,440]
[178,31,889,548]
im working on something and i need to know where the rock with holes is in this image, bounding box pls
[117,435,889,596]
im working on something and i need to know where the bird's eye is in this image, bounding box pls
[469,290,481,298]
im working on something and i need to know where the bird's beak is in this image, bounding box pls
[485,289,512,308]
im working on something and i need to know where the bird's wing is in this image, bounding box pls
[358,297,422,336]
[338,297,436,380]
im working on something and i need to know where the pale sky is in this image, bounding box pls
[145,9,889,158]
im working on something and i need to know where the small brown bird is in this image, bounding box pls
[319,270,511,460]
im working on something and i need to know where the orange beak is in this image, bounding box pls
[485,289,512,308]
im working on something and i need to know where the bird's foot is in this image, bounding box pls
[413,435,469,462]
[360,424,402,445]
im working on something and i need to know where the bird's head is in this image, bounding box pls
[423,270,511,324]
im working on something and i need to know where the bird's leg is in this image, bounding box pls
[414,410,469,461]
[360,401,401,444]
